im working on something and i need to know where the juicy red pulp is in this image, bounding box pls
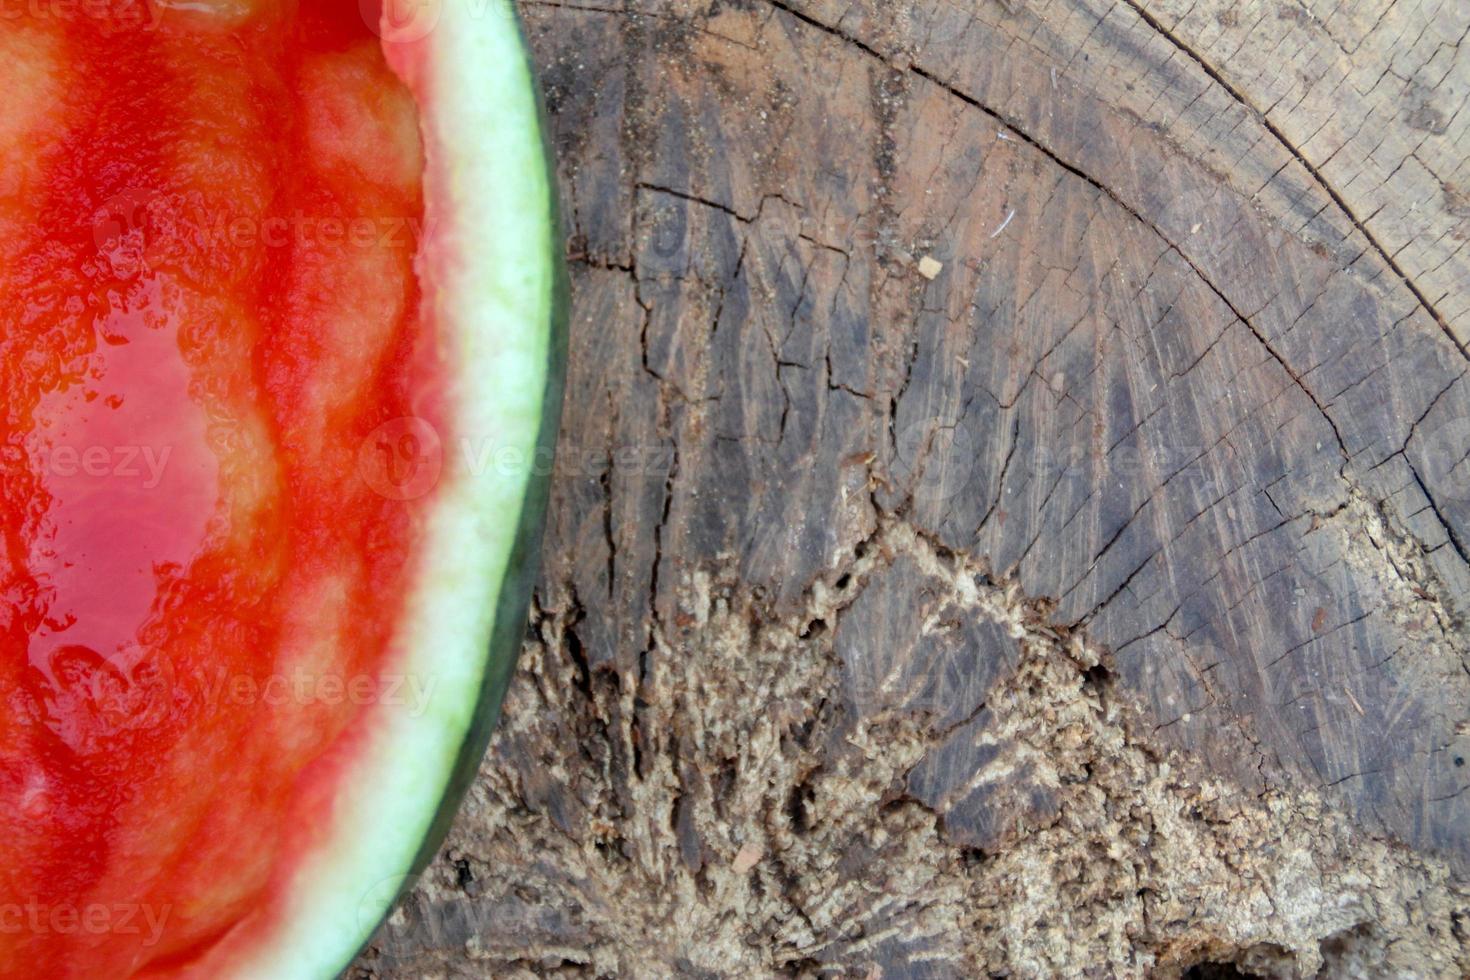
[0,5,436,976]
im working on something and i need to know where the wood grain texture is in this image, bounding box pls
[355,0,1470,975]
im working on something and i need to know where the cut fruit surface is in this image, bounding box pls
[0,3,564,977]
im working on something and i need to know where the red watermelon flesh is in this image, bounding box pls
[0,3,563,976]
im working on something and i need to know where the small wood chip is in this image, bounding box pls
[732,841,765,873]
[917,256,944,279]
[1312,606,1328,633]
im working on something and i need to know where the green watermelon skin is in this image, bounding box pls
[404,91,569,894]
[358,9,571,968]
[217,4,571,976]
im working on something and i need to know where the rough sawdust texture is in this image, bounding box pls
[356,522,1470,978]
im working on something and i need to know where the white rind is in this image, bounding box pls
[223,2,556,977]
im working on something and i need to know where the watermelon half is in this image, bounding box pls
[0,2,565,977]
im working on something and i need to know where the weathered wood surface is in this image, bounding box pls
[358,0,1470,975]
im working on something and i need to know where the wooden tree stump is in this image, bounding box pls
[357,0,1470,975]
